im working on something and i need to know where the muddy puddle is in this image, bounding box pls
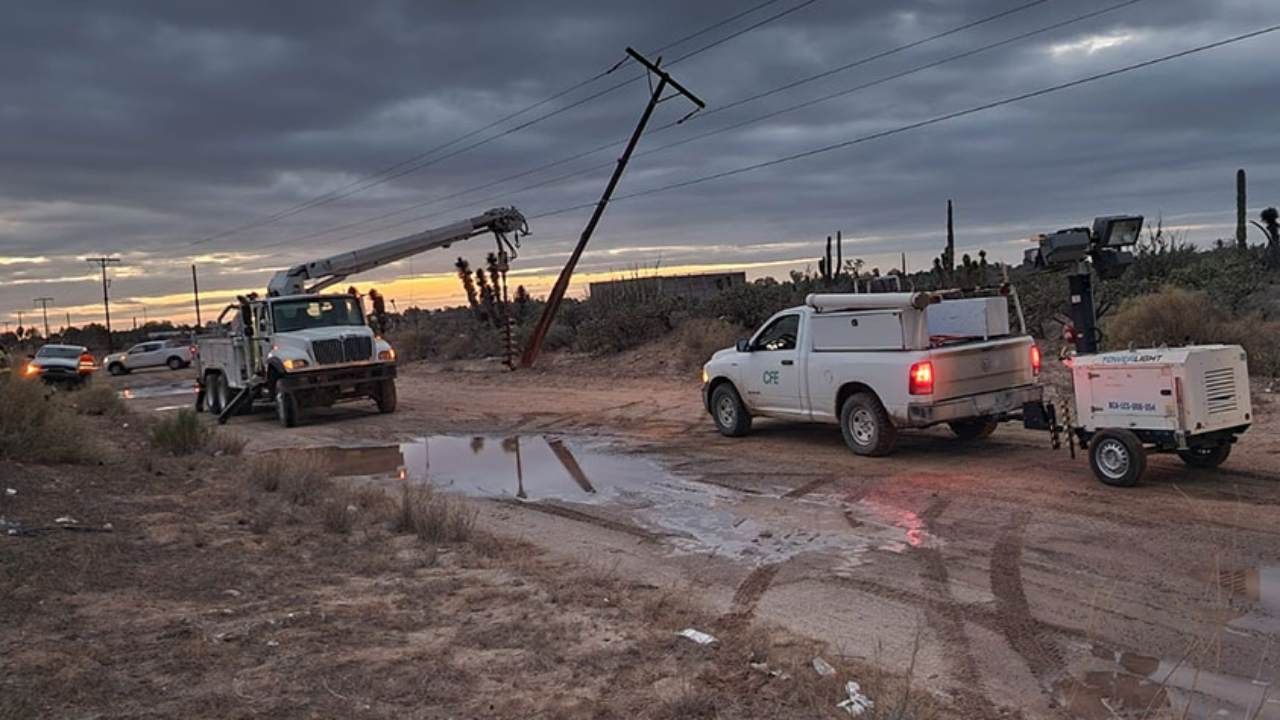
[260,434,928,565]
[118,383,198,400]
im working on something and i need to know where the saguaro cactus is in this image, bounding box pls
[1236,169,1248,249]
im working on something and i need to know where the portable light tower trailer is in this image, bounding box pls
[1021,215,1253,486]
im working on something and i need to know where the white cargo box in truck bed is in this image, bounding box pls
[701,292,1042,456]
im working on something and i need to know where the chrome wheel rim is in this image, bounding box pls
[850,408,876,446]
[715,395,736,428]
[1096,439,1130,479]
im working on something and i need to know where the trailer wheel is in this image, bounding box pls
[206,373,225,414]
[841,392,897,457]
[276,389,300,428]
[1177,444,1231,469]
[710,383,751,437]
[949,416,999,441]
[375,380,397,414]
[1089,429,1146,487]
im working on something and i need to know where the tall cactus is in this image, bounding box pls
[1236,169,1248,249]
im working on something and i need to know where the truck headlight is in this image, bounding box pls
[701,367,709,384]
[283,358,309,371]
[378,348,396,361]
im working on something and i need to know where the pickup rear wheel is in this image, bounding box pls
[166,356,184,370]
[710,384,752,437]
[841,392,897,457]
[949,416,999,441]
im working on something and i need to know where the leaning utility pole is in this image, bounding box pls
[191,264,203,326]
[33,297,54,339]
[520,47,704,368]
[84,257,121,351]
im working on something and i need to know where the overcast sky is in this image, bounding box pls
[2,0,1278,327]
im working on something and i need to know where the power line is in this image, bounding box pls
[262,0,1129,253]
[189,0,800,247]
[524,25,1280,221]
[256,0,1063,249]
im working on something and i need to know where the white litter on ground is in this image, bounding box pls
[4,488,16,496]
[54,516,77,524]
[812,656,836,677]
[676,628,718,645]
[837,681,874,716]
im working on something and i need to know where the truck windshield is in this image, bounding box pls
[272,298,364,332]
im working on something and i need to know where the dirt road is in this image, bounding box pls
[112,359,1280,719]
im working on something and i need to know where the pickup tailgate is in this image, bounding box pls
[930,336,1035,401]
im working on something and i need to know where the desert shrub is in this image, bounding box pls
[392,484,476,542]
[66,381,127,416]
[206,430,247,456]
[1106,286,1280,375]
[673,318,742,370]
[574,295,682,354]
[0,377,100,463]
[318,489,356,534]
[248,450,331,502]
[148,409,206,455]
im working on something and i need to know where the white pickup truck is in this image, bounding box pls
[701,292,1042,456]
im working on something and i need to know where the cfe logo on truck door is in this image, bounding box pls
[762,370,781,385]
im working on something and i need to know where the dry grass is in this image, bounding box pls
[392,484,476,542]
[65,381,128,417]
[205,430,247,456]
[148,409,207,455]
[247,450,332,500]
[0,377,103,463]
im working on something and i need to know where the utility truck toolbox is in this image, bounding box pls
[701,289,1042,457]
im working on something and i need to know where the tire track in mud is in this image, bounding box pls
[722,562,781,625]
[911,498,996,718]
[492,499,668,543]
[990,512,1066,685]
[782,476,835,499]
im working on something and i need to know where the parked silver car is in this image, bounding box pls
[104,339,195,375]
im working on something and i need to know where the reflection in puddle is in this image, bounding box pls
[118,383,198,400]
[261,435,919,565]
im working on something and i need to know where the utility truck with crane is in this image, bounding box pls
[194,207,528,427]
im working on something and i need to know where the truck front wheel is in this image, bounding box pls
[1089,429,1146,487]
[841,392,897,457]
[949,416,999,441]
[1177,444,1231,469]
[276,389,300,428]
[710,384,752,437]
[375,380,397,414]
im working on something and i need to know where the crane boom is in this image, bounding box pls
[266,207,528,296]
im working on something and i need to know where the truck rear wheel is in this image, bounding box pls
[276,389,300,428]
[949,416,999,441]
[1177,444,1231,469]
[841,392,897,457]
[710,383,752,437]
[1089,429,1146,487]
[375,380,397,414]
[206,373,225,414]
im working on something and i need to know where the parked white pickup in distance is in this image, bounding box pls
[701,292,1042,456]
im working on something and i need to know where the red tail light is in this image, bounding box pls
[1030,344,1042,376]
[78,353,96,371]
[908,361,934,395]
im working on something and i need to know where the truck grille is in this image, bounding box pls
[1203,367,1238,414]
[311,336,373,365]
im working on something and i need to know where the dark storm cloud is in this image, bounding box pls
[2,0,1278,319]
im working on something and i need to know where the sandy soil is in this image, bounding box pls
[9,355,1279,719]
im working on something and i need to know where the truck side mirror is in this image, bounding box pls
[736,339,751,353]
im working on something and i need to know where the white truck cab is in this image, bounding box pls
[702,291,1042,456]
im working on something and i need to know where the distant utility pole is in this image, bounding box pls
[521,47,704,368]
[945,200,956,274]
[191,264,203,326]
[33,297,53,339]
[84,257,121,351]
[65,312,72,331]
